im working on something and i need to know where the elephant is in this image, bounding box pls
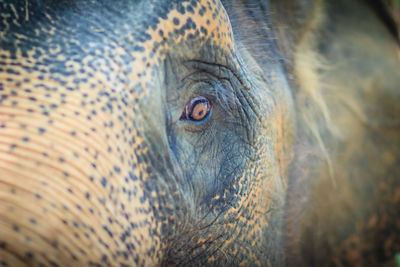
[0,0,399,266]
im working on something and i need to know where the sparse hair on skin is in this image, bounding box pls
[293,0,400,186]
[293,0,337,184]
[285,0,400,265]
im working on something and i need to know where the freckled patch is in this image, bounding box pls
[0,0,240,266]
[122,0,235,88]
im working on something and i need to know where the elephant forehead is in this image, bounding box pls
[141,0,234,49]
[0,1,235,102]
[127,0,235,87]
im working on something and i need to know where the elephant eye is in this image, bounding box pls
[181,96,212,122]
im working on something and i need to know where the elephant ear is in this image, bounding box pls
[268,0,322,67]
[269,0,400,65]
[366,0,400,43]
[269,0,320,41]
[220,0,321,66]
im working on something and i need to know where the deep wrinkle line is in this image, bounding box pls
[184,59,259,122]
[186,59,250,91]
[179,66,241,111]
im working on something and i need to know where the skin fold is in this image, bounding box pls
[0,0,399,266]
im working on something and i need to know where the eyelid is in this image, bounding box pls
[174,64,244,126]
[182,79,238,111]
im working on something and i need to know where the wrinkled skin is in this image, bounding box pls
[0,0,399,266]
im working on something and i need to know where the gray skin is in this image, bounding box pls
[0,0,399,266]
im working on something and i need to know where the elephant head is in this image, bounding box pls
[1,0,399,266]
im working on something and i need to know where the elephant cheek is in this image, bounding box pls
[0,104,162,266]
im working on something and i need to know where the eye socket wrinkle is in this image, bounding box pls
[186,59,249,91]
[181,60,246,115]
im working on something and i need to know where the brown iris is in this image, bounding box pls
[181,96,212,122]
